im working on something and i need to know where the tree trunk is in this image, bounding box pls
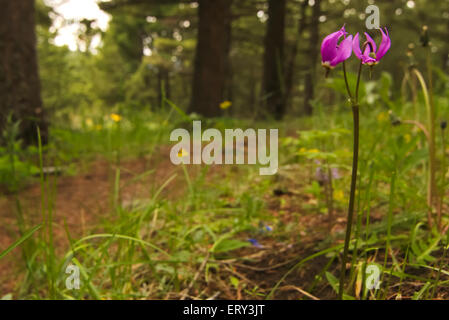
[0,0,48,145]
[262,0,287,120]
[303,0,321,116]
[284,1,308,111]
[248,65,257,117]
[189,0,233,117]
[224,14,234,110]
[110,14,144,73]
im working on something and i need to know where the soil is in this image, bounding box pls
[0,146,182,295]
[0,146,444,300]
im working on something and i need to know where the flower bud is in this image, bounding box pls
[420,25,429,47]
[389,110,401,126]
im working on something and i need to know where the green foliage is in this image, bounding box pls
[6,0,449,301]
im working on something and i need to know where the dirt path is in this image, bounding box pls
[0,146,185,294]
[0,146,347,298]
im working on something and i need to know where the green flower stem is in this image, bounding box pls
[427,46,441,230]
[338,60,362,299]
[342,61,353,101]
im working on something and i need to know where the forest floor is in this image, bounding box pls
[1,145,448,299]
[0,144,339,299]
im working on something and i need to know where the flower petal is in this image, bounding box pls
[376,27,391,60]
[320,26,346,63]
[321,31,341,63]
[352,33,362,60]
[362,56,377,65]
[363,32,377,56]
[330,35,353,67]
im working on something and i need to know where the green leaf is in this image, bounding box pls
[325,271,339,293]
[0,224,42,260]
[212,238,250,253]
[230,276,240,289]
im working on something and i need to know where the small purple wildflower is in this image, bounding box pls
[315,166,341,184]
[353,27,391,65]
[321,25,353,70]
[248,239,263,248]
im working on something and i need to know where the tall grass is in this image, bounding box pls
[2,77,449,299]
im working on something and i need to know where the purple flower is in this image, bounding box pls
[321,26,353,69]
[248,239,263,248]
[353,28,391,65]
[315,167,341,184]
[331,168,341,180]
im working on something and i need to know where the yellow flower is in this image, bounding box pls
[333,190,344,202]
[110,113,122,122]
[177,148,189,158]
[220,100,232,110]
[404,134,412,143]
[85,118,93,127]
[299,147,307,153]
[308,149,320,153]
[377,112,387,123]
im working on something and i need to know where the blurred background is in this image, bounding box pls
[2,0,449,140]
[3,0,449,300]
